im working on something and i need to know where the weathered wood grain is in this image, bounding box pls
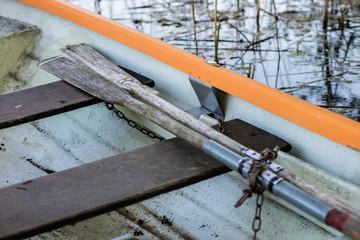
[0,81,100,129]
[0,138,226,240]
[39,56,209,150]
[62,43,291,156]
[0,66,153,130]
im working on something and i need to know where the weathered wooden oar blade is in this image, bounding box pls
[62,43,137,84]
[39,55,211,150]
[38,56,128,105]
[60,43,256,154]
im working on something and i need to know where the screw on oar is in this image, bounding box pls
[38,50,360,240]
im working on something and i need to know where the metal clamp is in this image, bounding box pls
[238,158,253,178]
[242,148,261,160]
[266,161,284,173]
[260,170,284,193]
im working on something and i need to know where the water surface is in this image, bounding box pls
[69,0,360,121]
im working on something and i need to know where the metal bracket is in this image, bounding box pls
[242,148,261,160]
[238,158,253,178]
[260,170,284,192]
[267,161,284,173]
[187,76,224,120]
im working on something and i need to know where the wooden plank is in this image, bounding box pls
[213,119,292,152]
[121,66,154,87]
[0,119,290,240]
[0,81,100,129]
[0,67,154,130]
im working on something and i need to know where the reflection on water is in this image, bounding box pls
[69,0,360,121]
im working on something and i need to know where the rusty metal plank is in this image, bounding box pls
[0,67,154,130]
[0,119,290,240]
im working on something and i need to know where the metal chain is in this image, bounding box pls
[218,119,225,133]
[252,193,264,240]
[235,147,280,240]
[104,102,164,141]
[106,100,268,239]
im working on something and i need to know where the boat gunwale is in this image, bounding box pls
[17,0,360,151]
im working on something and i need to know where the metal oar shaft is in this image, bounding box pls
[203,141,330,220]
[39,52,360,240]
[113,86,360,237]
[204,141,360,240]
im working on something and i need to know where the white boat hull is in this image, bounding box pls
[0,1,359,239]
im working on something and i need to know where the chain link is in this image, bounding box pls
[218,119,225,133]
[252,193,264,240]
[104,102,164,141]
[106,100,269,239]
[236,147,279,240]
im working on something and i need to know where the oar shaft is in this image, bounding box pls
[123,96,360,234]
[277,167,360,221]
[118,92,208,150]
[124,80,248,151]
[123,95,360,235]
[123,95,360,238]
[114,80,360,223]
[203,140,360,240]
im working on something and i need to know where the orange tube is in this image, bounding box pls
[18,0,360,150]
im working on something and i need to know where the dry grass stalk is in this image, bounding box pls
[323,0,329,29]
[191,0,199,56]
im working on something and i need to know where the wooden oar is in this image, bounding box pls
[61,43,360,223]
[61,43,250,154]
[39,55,360,239]
[39,56,208,150]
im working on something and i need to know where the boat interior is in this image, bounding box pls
[0,1,359,239]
